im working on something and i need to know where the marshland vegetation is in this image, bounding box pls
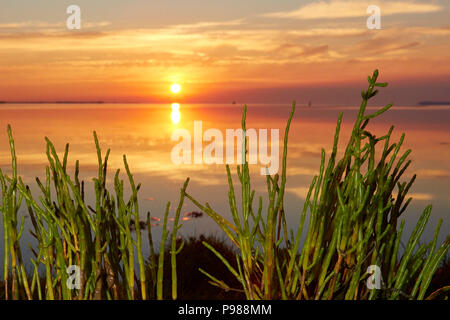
[0,70,448,300]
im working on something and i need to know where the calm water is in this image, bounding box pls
[1,103,449,271]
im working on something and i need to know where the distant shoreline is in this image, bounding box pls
[2,100,450,107]
[0,101,105,104]
[418,101,450,106]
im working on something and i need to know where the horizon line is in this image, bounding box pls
[1,100,448,106]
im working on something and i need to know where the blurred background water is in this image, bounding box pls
[1,103,449,275]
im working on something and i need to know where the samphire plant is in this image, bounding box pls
[0,69,448,300]
[185,70,450,300]
[1,127,189,300]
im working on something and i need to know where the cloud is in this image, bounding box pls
[83,22,112,28]
[290,44,330,58]
[408,26,450,36]
[1,11,450,98]
[168,19,245,31]
[270,43,331,61]
[358,36,421,55]
[263,0,442,19]
[0,20,110,30]
[289,28,367,37]
[0,21,61,29]
[0,31,107,41]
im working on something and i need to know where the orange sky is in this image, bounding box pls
[1,0,450,104]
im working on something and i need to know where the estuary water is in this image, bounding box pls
[0,103,449,273]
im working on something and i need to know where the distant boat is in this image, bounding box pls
[418,101,450,106]
[232,101,237,105]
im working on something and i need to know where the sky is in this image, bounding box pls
[1,0,450,104]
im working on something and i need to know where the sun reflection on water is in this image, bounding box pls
[171,103,181,124]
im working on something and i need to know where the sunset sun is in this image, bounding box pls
[170,83,181,94]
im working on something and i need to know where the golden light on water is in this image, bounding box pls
[171,103,181,124]
[170,83,181,94]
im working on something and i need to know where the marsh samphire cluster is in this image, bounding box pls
[1,70,449,300]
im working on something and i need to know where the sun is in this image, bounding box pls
[171,83,181,94]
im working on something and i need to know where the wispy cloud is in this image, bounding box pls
[357,35,422,55]
[167,19,245,31]
[289,28,366,37]
[0,20,110,30]
[263,0,443,19]
[0,21,61,29]
[1,10,450,101]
